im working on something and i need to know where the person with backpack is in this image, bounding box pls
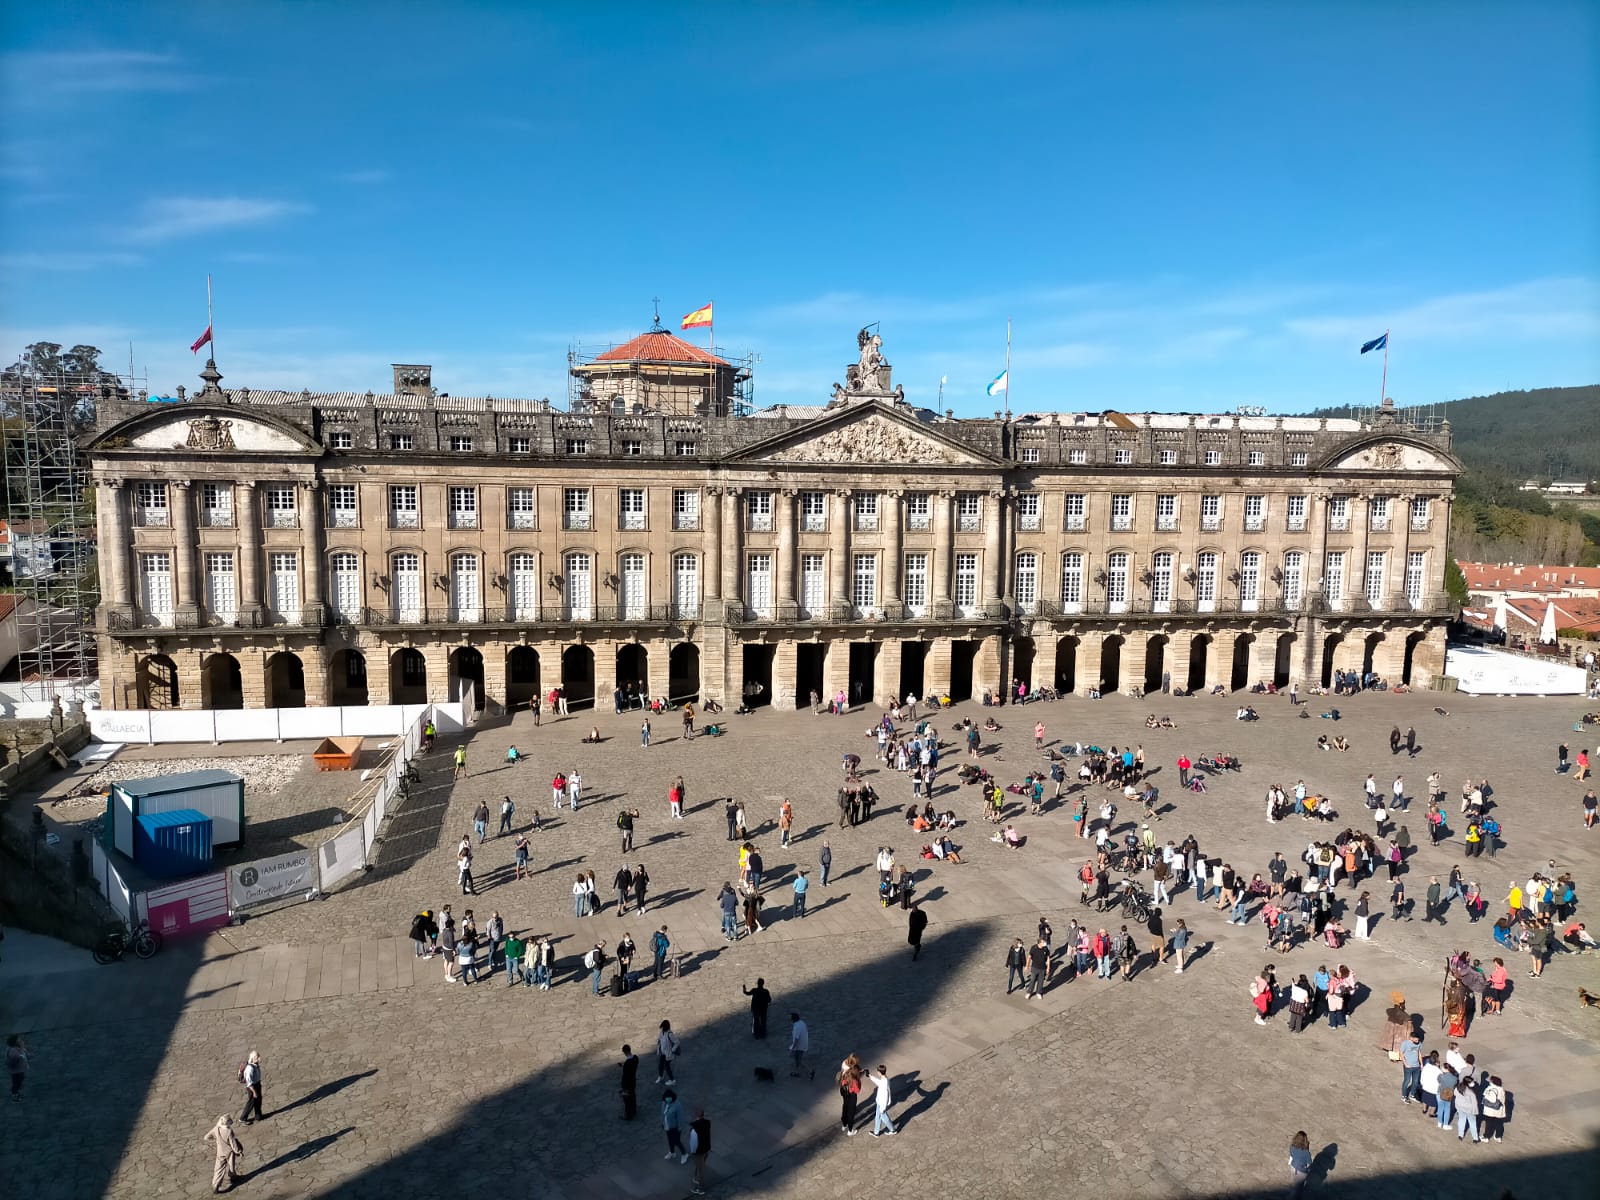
[651,926,672,981]
[661,1088,688,1163]
[586,941,608,995]
[656,1019,681,1083]
[237,1051,263,1124]
[409,910,437,958]
[688,1107,712,1195]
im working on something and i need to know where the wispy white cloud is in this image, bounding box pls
[1,50,192,97]
[1282,277,1600,345]
[335,168,391,185]
[0,251,143,272]
[123,196,312,243]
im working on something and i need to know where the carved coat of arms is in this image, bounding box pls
[186,415,236,451]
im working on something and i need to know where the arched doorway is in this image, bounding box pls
[1402,631,1426,685]
[506,646,540,711]
[1012,636,1036,694]
[450,647,485,708]
[795,644,826,709]
[1143,635,1167,696]
[1320,633,1343,688]
[616,643,648,709]
[391,648,428,705]
[1186,635,1209,693]
[948,640,978,702]
[562,644,596,710]
[200,653,243,710]
[742,643,774,709]
[1230,634,1255,692]
[1363,632,1385,680]
[1274,634,1296,689]
[1055,636,1077,694]
[899,640,928,701]
[329,649,368,706]
[265,652,306,708]
[136,654,179,709]
[848,642,877,708]
[1099,636,1123,693]
[669,642,700,704]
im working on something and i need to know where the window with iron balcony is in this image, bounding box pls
[1110,494,1133,531]
[327,484,358,528]
[1286,495,1307,531]
[853,492,879,532]
[746,491,773,532]
[1017,494,1041,531]
[507,487,537,529]
[1155,494,1178,531]
[563,487,592,530]
[1200,495,1222,531]
[672,489,700,531]
[447,487,478,529]
[1328,496,1350,531]
[1063,494,1087,532]
[200,483,233,528]
[1410,497,1430,529]
[905,493,931,531]
[265,485,298,528]
[956,493,981,532]
[1243,495,1265,532]
[618,488,647,531]
[1369,497,1391,531]
[800,491,827,532]
[135,481,169,527]
[388,485,419,529]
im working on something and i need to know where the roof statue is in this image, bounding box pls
[832,327,906,407]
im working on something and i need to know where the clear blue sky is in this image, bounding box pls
[3,2,1596,415]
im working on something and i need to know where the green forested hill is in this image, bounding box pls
[1436,385,1599,482]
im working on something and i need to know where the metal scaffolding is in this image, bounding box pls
[1,363,132,702]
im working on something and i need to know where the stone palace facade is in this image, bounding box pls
[87,327,1461,713]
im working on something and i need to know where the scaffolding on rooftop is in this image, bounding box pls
[566,339,756,418]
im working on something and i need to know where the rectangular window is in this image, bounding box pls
[392,552,422,622]
[565,438,588,455]
[1203,448,1222,466]
[853,492,879,532]
[1106,551,1129,612]
[330,552,361,622]
[328,484,358,527]
[1112,447,1133,465]
[1155,494,1178,531]
[672,488,700,531]
[619,551,647,620]
[1328,496,1350,531]
[447,486,478,529]
[1239,550,1262,611]
[387,432,413,451]
[204,553,236,624]
[1063,494,1086,532]
[509,552,539,620]
[1196,551,1218,611]
[1014,552,1038,614]
[450,435,474,453]
[1244,494,1265,531]
[1290,450,1308,467]
[1406,551,1426,607]
[1017,493,1041,531]
[329,431,353,450]
[746,491,773,532]
[1365,551,1386,606]
[268,552,300,622]
[956,494,981,532]
[1110,494,1133,531]
[905,493,931,531]
[800,491,827,532]
[508,436,531,455]
[565,552,593,620]
[903,553,928,616]
[563,487,591,530]
[135,481,169,527]
[954,553,978,614]
[1158,448,1178,465]
[852,553,877,614]
[619,487,647,531]
[1200,494,1222,531]
[1060,552,1084,612]
[507,487,537,529]
[1325,551,1346,609]
[451,553,481,622]
[672,554,699,619]
[1019,446,1040,463]
[1286,495,1307,531]
[1247,449,1264,466]
[673,440,696,457]
[746,553,773,619]
[1369,496,1391,531]
[1150,551,1173,612]
[800,553,826,617]
[200,483,233,527]
[622,439,643,456]
[140,552,172,621]
[265,485,297,528]
[1410,496,1429,529]
[1283,551,1304,607]
[1068,447,1088,465]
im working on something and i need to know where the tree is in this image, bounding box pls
[1444,558,1468,609]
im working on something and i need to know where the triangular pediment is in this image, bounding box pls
[1319,434,1460,474]
[735,406,997,467]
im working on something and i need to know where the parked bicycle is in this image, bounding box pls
[92,918,162,964]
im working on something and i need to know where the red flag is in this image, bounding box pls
[191,325,213,354]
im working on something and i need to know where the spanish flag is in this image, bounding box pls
[681,302,713,330]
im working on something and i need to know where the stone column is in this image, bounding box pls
[1034,636,1058,695]
[480,641,508,714]
[983,490,1004,606]
[776,488,796,606]
[773,640,798,711]
[300,481,325,626]
[1392,494,1413,610]
[877,639,903,707]
[830,490,851,616]
[824,637,851,702]
[925,636,953,698]
[931,490,953,610]
[238,482,264,619]
[1207,632,1236,692]
[1124,633,1150,695]
[170,480,198,617]
[1076,631,1105,697]
[704,487,723,601]
[882,491,902,614]
[974,634,1003,696]
[1351,493,1371,602]
[720,489,742,607]
[99,478,132,609]
[1167,635,1192,692]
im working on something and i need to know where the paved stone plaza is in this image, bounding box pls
[4,689,1599,1199]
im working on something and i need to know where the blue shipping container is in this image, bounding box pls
[132,809,214,878]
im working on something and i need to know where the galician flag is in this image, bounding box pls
[681,302,713,330]
[987,369,1008,396]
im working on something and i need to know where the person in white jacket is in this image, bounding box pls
[866,1063,897,1136]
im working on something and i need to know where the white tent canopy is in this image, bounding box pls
[1539,601,1558,644]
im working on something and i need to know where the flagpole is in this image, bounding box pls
[1003,318,1012,420]
[207,274,216,364]
[1379,328,1389,405]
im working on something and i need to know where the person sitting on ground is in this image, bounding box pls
[1563,920,1598,951]
[1146,713,1161,728]
[506,745,522,765]
[936,810,959,831]
[991,823,1023,849]
[582,725,601,744]
[983,716,1002,732]
[1333,736,1350,752]
[1317,734,1331,751]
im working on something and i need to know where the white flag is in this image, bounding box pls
[987,370,1008,396]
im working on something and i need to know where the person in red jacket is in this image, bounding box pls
[1177,755,1193,788]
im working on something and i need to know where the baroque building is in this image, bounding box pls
[87,328,1460,713]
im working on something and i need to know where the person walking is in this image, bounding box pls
[789,1013,811,1078]
[618,808,638,854]
[718,883,740,941]
[908,904,928,961]
[633,863,650,915]
[585,940,607,995]
[820,841,832,887]
[1005,938,1027,994]
[778,799,794,848]
[1026,936,1050,998]
[688,1107,712,1195]
[866,1063,897,1136]
[504,930,525,986]
[661,1088,688,1163]
[614,864,635,916]
[203,1114,245,1194]
[1288,1131,1312,1198]
[237,1051,264,1124]
[513,831,531,881]
[791,870,809,918]
[725,798,739,841]
[641,718,651,748]
[1171,919,1190,973]
[838,1056,864,1135]
[620,1045,639,1120]
[743,977,773,1038]
[453,745,468,780]
[651,925,671,981]
[457,843,476,896]
[657,1019,681,1083]
[473,800,490,844]
[7,1035,27,1102]
[1147,907,1165,966]
[497,796,514,837]
[1424,876,1442,923]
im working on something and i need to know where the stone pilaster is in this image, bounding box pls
[238,482,264,618]
[1076,631,1105,696]
[877,639,903,707]
[925,636,953,698]
[171,481,199,617]
[772,640,798,712]
[776,488,796,605]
